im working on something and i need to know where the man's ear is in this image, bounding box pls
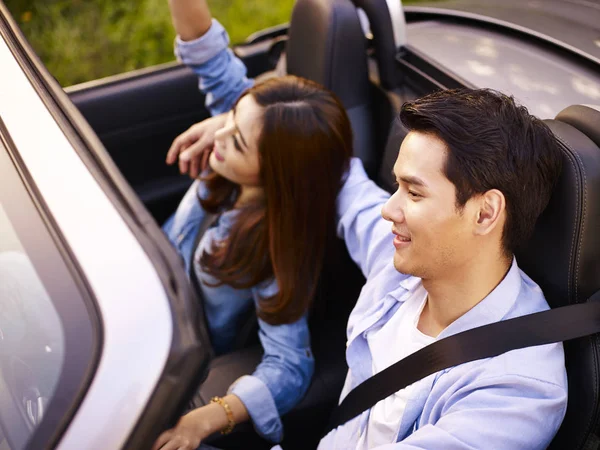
[474,189,506,236]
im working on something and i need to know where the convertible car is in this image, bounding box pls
[1,0,600,449]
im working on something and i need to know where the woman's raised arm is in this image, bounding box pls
[167,0,212,41]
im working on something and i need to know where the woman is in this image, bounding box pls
[155,1,353,448]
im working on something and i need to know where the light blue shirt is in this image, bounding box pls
[314,158,568,449]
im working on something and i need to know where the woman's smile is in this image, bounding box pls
[213,148,225,162]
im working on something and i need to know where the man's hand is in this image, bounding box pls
[167,113,227,179]
[152,408,210,450]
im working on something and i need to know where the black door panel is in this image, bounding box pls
[67,64,209,223]
[67,34,284,224]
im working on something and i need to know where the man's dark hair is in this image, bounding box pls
[400,88,563,255]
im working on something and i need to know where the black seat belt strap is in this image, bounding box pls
[188,213,218,292]
[188,213,219,338]
[324,292,600,436]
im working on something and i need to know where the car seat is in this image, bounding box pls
[517,105,600,449]
[286,0,378,176]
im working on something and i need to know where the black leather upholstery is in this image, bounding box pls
[514,105,600,449]
[286,0,377,175]
[377,116,407,193]
[517,109,600,308]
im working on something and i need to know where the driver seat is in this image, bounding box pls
[516,105,600,449]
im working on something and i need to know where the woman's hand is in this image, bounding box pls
[166,113,227,178]
[152,407,211,450]
[153,395,249,450]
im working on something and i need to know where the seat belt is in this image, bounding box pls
[324,291,600,436]
[188,212,218,296]
[185,212,218,413]
[187,212,219,342]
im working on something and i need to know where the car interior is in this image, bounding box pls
[64,0,600,448]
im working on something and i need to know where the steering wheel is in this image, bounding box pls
[10,356,48,430]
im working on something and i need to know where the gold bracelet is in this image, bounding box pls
[210,396,236,435]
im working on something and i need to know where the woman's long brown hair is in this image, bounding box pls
[199,75,352,325]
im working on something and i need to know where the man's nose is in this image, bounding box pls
[381,191,404,223]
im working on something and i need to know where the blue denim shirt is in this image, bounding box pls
[310,158,568,449]
[164,21,311,443]
[174,19,254,116]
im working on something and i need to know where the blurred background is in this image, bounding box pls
[4,0,298,87]
[5,0,434,88]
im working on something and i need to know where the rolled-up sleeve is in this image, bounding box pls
[174,19,254,115]
[229,281,314,442]
[229,315,314,443]
[336,157,393,279]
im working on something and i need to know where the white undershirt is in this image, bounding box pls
[358,282,435,448]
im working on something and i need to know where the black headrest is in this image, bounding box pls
[286,0,369,109]
[286,0,377,174]
[516,105,600,308]
[377,117,406,193]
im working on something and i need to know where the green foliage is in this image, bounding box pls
[4,0,295,87]
[4,0,431,87]
[5,0,175,86]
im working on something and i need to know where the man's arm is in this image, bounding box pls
[336,158,394,279]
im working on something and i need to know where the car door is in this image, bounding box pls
[0,4,211,449]
[65,28,286,225]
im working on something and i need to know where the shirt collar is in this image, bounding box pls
[398,274,422,294]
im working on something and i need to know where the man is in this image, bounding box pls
[318,88,567,448]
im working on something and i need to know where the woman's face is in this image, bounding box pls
[209,94,263,187]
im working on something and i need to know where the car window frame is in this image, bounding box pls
[0,4,212,449]
[0,119,102,450]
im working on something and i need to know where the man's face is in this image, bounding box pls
[382,131,477,280]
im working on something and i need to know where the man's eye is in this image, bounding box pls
[408,190,421,198]
[232,135,243,152]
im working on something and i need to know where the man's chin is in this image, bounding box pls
[393,254,413,275]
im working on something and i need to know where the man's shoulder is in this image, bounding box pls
[439,266,566,392]
[509,266,552,317]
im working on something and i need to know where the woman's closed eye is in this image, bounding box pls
[232,134,243,152]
